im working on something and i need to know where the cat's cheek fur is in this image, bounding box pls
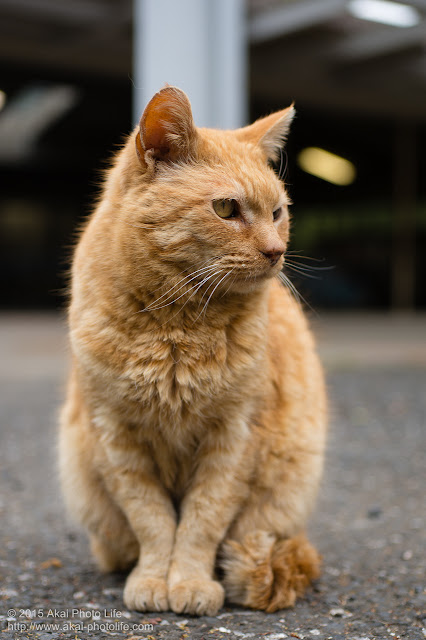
[59,86,327,616]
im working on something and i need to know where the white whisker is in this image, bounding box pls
[146,255,220,298]
[141,261,219,311]
[198,269,223,307]
[196,269,234,323]
[220,272,237,299]
[284,263,321,280]
[285,258,333,273]
[277,271,316,315]
[142,266,219,312]
[144,270,222,332]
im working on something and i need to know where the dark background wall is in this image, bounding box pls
[1,0,425,310]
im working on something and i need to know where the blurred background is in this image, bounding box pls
[0,0,425,311]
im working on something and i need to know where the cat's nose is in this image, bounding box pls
[261,248,284,266]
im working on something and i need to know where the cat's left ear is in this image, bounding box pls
[136,86,198,165]
[235,105,295,163]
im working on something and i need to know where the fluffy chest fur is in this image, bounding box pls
[72,291,269,429]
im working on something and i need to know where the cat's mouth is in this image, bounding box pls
[182,254,284,299]
[228,259,284,292]
[247,257,285,279]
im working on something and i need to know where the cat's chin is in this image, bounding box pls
[228,272,277,295]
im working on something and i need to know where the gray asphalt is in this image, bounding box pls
[1,314,425,640]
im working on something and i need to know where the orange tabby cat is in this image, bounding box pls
[59,86,327,616]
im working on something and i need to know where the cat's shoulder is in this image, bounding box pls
[267,278,316,351]
[268,278,303,320]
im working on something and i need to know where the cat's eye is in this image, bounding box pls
[213,199,239,219]
[273,207,282,221]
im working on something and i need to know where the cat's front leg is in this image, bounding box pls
[168,424,251,616]
[101,434,176,612]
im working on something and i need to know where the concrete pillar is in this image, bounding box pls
[133,0,247,129]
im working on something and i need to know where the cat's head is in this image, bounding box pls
[123,86,294,298]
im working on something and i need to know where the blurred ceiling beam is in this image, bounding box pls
[0,32,130,77]
[249,1,426,121]
[251,35,426,120]
[332,23,426,64]
[0,0,107,23]
[249,0,346,42]
[0,0,425,121]
[0,0,131,78]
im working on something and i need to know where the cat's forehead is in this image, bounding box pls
[199,130,287,207]
[232,163,287,209]
[155,130,288,211]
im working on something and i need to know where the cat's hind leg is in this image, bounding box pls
[220,530,320,612]
[59,395,139,573]
[219,426,324,612]
[89,526,138,574]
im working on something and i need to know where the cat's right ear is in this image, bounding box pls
[235,105,295,164]
[136,86,198,166]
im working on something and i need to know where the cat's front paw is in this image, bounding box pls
[124,573,168,612]
[169,578,224,616]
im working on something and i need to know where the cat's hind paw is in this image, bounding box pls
[123,573,168,612]
[221,532,320,612]
[169,578,224,616]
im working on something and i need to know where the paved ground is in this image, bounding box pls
[0,313,425,640]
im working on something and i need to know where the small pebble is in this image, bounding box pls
[175,618,189,628]
[18,573,32,581]
[0,588,18,597]
[233,610,257,615]
[24,560,36,569]
[102,587,121,596]
[329,607,352,618]
[367,539,386,549]
[367,505,382,519]
[325,567,341,576]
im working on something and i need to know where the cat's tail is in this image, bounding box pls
[220,531,320,612]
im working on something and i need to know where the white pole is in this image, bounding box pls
[133,0,247,129]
